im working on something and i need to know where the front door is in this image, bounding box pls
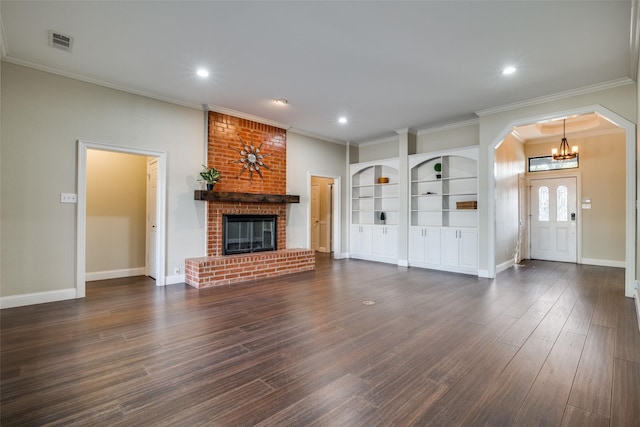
[530,177,577,263]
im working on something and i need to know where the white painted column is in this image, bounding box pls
[395,128,416,266]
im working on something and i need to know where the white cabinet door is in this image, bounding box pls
[384,225,398,259]
[441,227,477,271]
[372,225,397,260]
[351,224,373,258]
[441,228,460,268]
[410,226,441,267]
[459,229,478,270]
[424,227,442,266]
[409,227,426,264]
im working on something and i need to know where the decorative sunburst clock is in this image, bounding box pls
[230,132,272,182]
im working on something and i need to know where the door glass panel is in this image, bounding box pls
[556,185,568,221]
[538,186,549,221]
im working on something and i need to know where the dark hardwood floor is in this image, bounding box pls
[1,254,639,426]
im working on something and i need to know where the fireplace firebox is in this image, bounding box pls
[223,215,277,255]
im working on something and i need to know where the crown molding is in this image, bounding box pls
[207,105,290,130]
[417,118,480,135]
[630,0,639,81]
[3,56,205,111]
[475,78,634,117]
[287,127,346,145]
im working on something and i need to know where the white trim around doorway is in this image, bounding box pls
[77,140,167,298]
[307,172,343,259]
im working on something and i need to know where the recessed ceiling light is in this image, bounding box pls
[338,117,348,124]
[275,99,288,105]
[502,66,516,75]
[196,69,209,77]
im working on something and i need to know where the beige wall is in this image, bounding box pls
[1,62,206,298]
[525,131,626,263]
[86,150,148,275]
[495,134,525,266]
[357,137,399,163]
[286,131,347,255]
[417,123,480,153]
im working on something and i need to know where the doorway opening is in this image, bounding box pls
[308,173,342,258]
[77,141,167,298]
[311,176,335,253]
[84,150,156,283]
[488,105,636,298]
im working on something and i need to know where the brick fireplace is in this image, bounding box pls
[185,112,315,289]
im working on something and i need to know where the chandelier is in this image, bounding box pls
[551,119,578,160]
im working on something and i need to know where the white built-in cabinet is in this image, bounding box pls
[441,228,478,271]
[408,147,478,274]
[350,159,399,264]
[349,148,478,274]
[408,226,441,267]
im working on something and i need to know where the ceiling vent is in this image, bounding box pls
[49,30,73,52]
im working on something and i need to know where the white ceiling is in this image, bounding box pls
[0,1,635,144]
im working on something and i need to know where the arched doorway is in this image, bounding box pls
[487,105,636,297]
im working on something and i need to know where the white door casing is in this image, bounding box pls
[77,140,167,298]
[146,158,158,279]
[530,177,577,263]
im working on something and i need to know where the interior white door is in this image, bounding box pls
[530,177,577,263]
[146,158,158,278]
[311,184,320,251]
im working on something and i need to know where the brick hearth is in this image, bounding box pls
[185,249,315,288]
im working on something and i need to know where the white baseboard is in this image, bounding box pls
[496,259,515,274]
[333,252,348,260]
[477,269,490,278]
[0,288,77,309]
[581,258,626,268]
[165,274,185,285]
[397,259,409,267]
[85,267,146,282]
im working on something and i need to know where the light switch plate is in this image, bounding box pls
[60,193,77,203]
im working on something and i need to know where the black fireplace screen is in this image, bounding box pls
[223,215,277,255]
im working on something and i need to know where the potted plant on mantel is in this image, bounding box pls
[199,165,221,191]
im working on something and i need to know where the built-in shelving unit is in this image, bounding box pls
[351,160,399,226]
[349,148,478,274]
[350,159,399,264]
[408,147,478,274]
[409,150,478,228]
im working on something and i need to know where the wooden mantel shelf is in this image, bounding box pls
[194,190,300,204]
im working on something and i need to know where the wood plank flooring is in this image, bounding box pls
[1,255,639,426]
